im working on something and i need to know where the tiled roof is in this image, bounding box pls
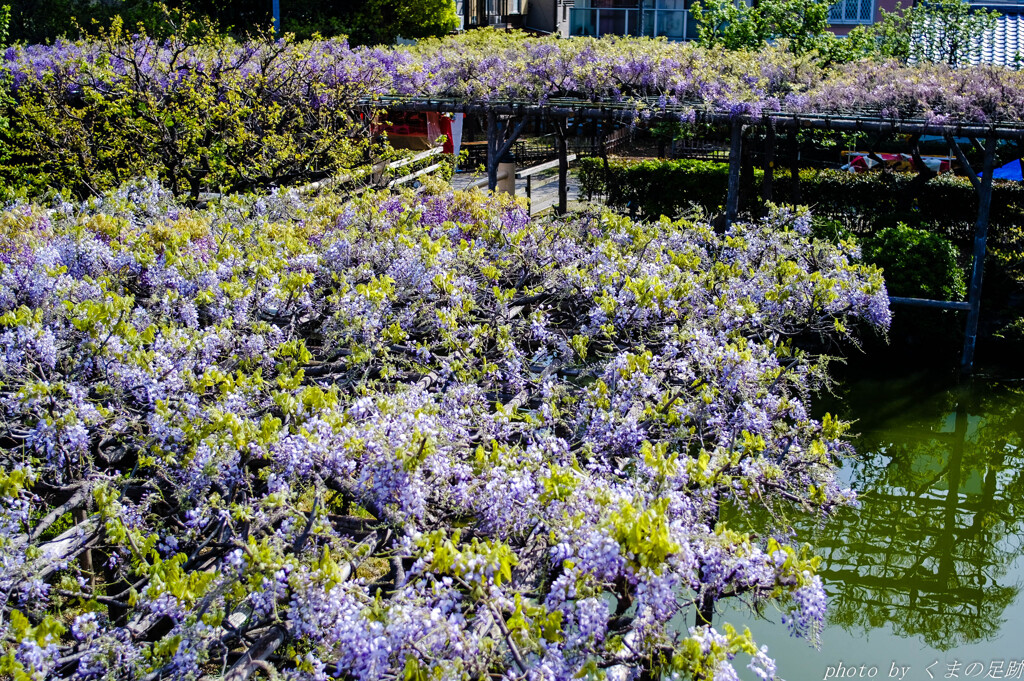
[913,10,1024,66]
[976,11,1024,66]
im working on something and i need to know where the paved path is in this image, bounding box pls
[450,168,587,215]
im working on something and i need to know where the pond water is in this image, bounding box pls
[723,374,1024,681]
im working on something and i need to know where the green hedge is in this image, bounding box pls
[577,158,732,218]
[577,157,1024,237]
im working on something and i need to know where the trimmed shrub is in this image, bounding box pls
[860,224,966,300]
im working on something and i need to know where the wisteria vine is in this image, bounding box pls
[6,30,1024,125]
[0,180,888,680]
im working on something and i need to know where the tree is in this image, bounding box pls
[3,0,456,46]
[332,0,458,44]
[1,21,379,198]
[691,0,834,56]
[279,0,457,43]
[5,0,198,43]
[690,0,758,51]
[850,0,1000,66]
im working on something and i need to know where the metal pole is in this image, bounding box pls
[725,118,743,227]
[889,296,971,311]
[273,0,281,33]
[960,136,997,378]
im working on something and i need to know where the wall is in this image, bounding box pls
[525,0,558,33]
[829,0,910,35]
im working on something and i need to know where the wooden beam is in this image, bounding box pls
[387,146,443,171]
[960,136,998,378]
[388,162,443,188]
[495,115,530,165]
[516,152,578,215]
[788,128,800,205]
[370,98,1024,141]
[739,126,755,212]
[945,135,981,192]
[556,119,569,215]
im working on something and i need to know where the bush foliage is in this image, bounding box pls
[578,157,982,306]
[861,224,966,300]
[0,25,385,200]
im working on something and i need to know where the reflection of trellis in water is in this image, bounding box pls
[361,94,1024,375]
[814,407,1024,649]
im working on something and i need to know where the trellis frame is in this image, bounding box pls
[364,95,1015,376]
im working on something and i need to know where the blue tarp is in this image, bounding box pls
[983,159,1024,181]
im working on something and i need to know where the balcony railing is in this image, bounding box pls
[568,7,691,40]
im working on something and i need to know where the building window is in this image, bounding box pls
[830,0,873,24]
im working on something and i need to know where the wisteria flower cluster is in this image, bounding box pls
[7,29,1024,128]
[6,29,1022,203]
[0,180,888,680]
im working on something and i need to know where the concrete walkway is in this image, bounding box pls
[450,168,588,215]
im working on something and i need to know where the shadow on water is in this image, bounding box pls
[725,373,1024,677]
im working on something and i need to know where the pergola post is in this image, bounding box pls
[725,118,743,227]
[486,108,529,193]
[739,127,755,212]
[487,109,500,192]
[556,119,569,215]
[788,127,800,205]
[762,121,775,205]
[960,136,998,378]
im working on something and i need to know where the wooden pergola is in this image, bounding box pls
[364,95,1024,377]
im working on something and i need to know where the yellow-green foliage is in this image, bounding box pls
[1,23,376,199]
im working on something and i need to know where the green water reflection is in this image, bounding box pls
[822,377,1024,649]
[726,376,1024,679]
